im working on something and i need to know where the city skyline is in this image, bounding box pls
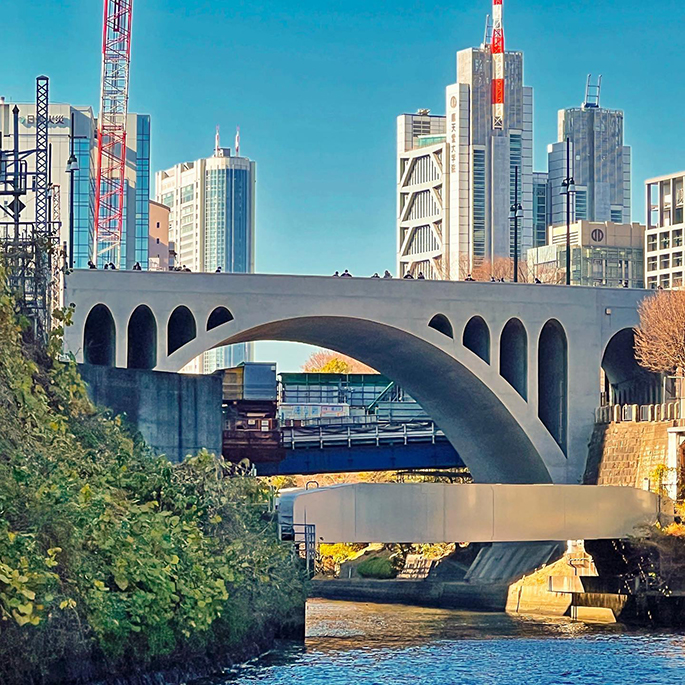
[3,0,684,369]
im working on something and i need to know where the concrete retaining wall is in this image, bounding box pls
[310,579,509,612]
[79,364,222,463]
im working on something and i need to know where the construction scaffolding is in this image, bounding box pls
[0,76,63,341]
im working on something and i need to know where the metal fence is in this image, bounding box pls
[595,401,681,424]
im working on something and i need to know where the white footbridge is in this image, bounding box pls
[277,483,671,544]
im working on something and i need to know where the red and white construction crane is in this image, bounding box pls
[94,0,133,266]
[491,0,504,131]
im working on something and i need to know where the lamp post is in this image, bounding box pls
[65,112,80,269]
[560,136,576,285]
[509,165,523,282]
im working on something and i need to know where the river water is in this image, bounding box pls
[207,599,685,685]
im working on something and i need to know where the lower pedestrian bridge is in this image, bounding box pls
[64,270,657,485]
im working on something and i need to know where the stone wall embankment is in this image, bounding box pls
[584,420,676,488]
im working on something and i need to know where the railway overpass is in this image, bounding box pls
[64,270,658,485]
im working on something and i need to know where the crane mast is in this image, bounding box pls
[491,0,504,130]
[94,0,133,267]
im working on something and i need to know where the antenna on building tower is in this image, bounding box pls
[583,74,602,109]
[481,14,492,48]
[215,125,220,156]
[491,0,504,130]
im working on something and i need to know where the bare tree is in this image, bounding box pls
[634,290,685,373]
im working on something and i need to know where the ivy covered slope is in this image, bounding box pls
[0,283,306,684]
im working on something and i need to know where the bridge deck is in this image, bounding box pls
[278,483,670,543]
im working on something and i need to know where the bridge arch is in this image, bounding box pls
[500,318,527,400]
[602,328,661,405]
[167,306,197,355]
[428,313,453,339]
[127,305,157,369]
[170,315,554,484]
[538,319,568,455]
[463,316,490,364]
[84,304,116,367]
[207,306,234,331]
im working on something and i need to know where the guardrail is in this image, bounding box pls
[595,401,681,424]
[282,419,446,449]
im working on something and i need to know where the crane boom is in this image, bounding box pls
[94,0,133,266]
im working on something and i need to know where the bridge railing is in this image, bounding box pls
[282,419,446,449]
[595,401,681,424]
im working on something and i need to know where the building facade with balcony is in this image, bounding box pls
[645,171,685,289]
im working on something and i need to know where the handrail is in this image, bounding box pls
[282,419,447,449]
[595,401,681,424]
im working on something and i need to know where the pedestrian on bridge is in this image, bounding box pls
[417,272,425,279]
[383,270,392,278]
[340,269,352,277]
[403,272,414,279]
[371,272,380,278]
[332,271,340,277]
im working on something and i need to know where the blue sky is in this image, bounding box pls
[4,0,685,370]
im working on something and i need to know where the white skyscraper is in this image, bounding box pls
[397,0,534,279]
[156,135,256,373]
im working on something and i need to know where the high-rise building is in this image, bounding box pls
[645,171,685,290]
[397,111,447,279]
[0,102,151,270]
[446,44,534,275]
[397,1,534,279]
[155,137,256,373]
[547,81,631,228]
[0,101,96,269]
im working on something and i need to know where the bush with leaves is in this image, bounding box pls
[0,271,305,683]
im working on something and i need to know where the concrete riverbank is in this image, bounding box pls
[310,578,509,612]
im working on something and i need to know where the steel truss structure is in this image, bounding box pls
[0,77,62,341]
[94,0,133,266]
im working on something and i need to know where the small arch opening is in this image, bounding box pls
[500,318,528,400]
[602,328,662,405]
[463,316,490,364]
[207,306,234,331]
[84,304,116,367]
[538,319,568,454]
[428,313,453,339]
[168,306,197,355]
[127,305,157,369]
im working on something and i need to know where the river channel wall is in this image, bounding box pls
[78,364,223,463]
[584,417,678,489]
[310,579,509,611]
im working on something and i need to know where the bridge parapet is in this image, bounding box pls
[64,270,652,485]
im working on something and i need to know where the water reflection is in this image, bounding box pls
[208,599,685,685]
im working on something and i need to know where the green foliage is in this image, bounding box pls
[0,269,306,682]
[356,556,397,579]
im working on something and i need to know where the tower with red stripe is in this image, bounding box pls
[491,0,504,130]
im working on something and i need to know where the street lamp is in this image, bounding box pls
[65,112,80,269]
[510,165,523,282]
[560,136,576,285]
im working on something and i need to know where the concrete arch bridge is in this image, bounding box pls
[63,270,658,485]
